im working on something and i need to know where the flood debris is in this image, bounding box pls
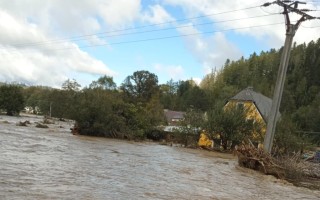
[43,117,55,124]
[236,143,320,189]
[35,123,49,128]
[59,118,66,122]
[70,124,79,135]
[235,144,285,178]
[16,120,31,126]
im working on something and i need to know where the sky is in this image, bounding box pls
[0,0,319,88]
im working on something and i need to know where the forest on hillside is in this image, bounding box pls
[1,38,320,151]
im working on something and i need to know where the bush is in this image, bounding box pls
[145,128,167,141]
[206,102,256,150]
[273,115,312,155]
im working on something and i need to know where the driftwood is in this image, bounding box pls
[236,144,285,178]
[236,143,320,190]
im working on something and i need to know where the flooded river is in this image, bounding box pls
[1,115,319,200]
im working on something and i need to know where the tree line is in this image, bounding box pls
[1,38,320,152]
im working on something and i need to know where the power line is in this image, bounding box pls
[1,22,284,54]
[2,5,263,48]
[74,23,285,50]
[301,24,320,27]
[3,13,279,49]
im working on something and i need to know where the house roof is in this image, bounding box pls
[229,87,274,122]
[164,110,185,121]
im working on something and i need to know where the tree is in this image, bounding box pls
[179,108,205,147]
[176,80,209,111]
[120,70,159,103]
[73,88,121,137]
[206,103,255,150]
[23,86,50,114]
[197,38,320,149]
[61,79,81,91]
[89,75,117,90]
[0,84,25,116]
[274,115,309,154]
[159,79,179,110]
[145,94,165,127]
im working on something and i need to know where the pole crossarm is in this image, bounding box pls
[262,1,318,20]
[277,1,316,20]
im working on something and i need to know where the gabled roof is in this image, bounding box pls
[229,87,274,122]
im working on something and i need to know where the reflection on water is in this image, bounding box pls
[0,115,319,200]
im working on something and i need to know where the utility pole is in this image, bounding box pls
[262,0,318,153]
[49,102,52,118]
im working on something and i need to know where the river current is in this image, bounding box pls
[0,115,319,200]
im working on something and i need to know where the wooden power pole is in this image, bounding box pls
[262,0,319,153]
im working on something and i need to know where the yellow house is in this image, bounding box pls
[224,87,276,142]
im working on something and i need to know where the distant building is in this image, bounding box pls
[24,106,41,114]
[163,109,185,126]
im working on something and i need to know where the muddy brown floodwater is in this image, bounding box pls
[0,115,319,200]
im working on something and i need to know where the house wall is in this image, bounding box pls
[225,100,266,142]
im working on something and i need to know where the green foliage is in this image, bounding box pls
[72,88,124,137]
[23,86,48,113]
[89,75,117,90]
[8,38,320,148]
[0,84,25,116]
[206,103,255,150]
[160,79,209,111]
[273,115,311,154]
[178,108,205,147]
[61,79,81,91]
[120,70,159,103]
[291,93,320,145]
[69,73,164,139]
[159,79,179,110]
[145,94,165,126]
[202,38,320,148]
[172,80,209,111]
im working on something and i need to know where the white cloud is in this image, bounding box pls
[142,4,175,24]
[0,0,318,87]
[0,0,142,34]
[177,24,243,72]
[158,0,320,78]
[192,78,202,85]
[97,0,141,29]
[154,63,185,80]
[163,0,320,47]
[0,0,143,87]
[0,8,115,87]
[86,35,107,46]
